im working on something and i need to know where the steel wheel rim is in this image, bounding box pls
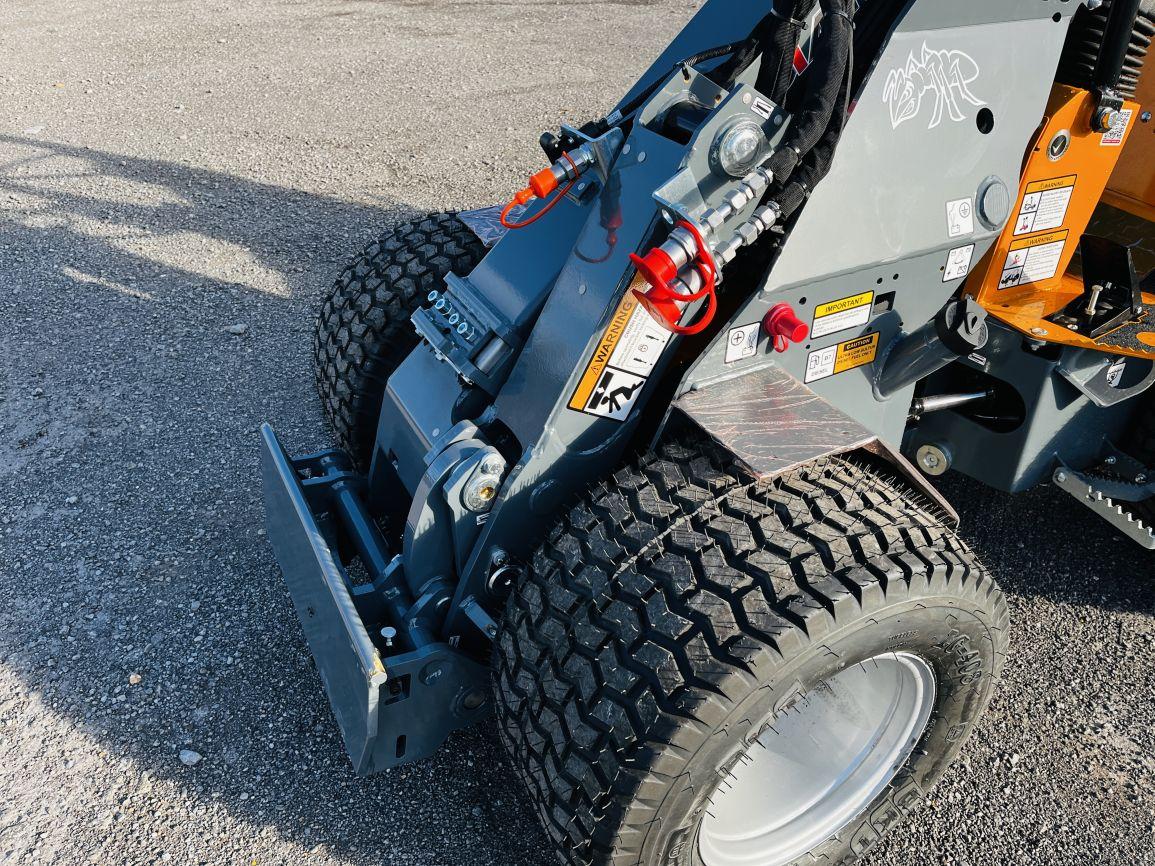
[697,652,937,866]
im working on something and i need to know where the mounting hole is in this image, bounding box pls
[1053,13,1062,23]
[977,108,995,135]
[799,296,808,305]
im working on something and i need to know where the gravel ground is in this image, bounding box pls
[1,1,1153,864]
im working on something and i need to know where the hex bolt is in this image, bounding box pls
[1055,470,1068,483]
[1106,456,1117,466]
[1138,474,1148,484]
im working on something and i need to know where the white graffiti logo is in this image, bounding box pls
[883,43,985,130]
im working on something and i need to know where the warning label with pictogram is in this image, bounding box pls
[569,276,673,421]
[1013,175,1076,236]
[999,229,1069,289]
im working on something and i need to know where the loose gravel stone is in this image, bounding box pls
[178,751,202,768]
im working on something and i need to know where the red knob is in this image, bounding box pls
[763,304,809,352]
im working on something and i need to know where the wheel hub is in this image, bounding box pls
[697,652,936,866]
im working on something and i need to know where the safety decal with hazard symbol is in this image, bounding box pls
[1013,175,1075,237]
[569,276,672,421]
[998,229,1069,289]
[805,332,881,384]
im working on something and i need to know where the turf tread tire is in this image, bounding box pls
[313,212,486,467]
[493,437,1008,866]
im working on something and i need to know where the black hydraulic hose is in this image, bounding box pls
[776,15,853,220]
[615,41,745,122]
[714,0,818,99]
[756,0,821,103]
[766,0,853,187]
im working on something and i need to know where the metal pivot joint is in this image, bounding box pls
[875,297,989,400]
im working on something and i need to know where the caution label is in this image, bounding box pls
[805,332,881,384]
[568,276,673,421]
[1013,175,1075,236]
[999,229,1069,289]
[811,291,874,339]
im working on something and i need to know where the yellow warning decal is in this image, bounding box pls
[568,275,673,422]
[568,282,642,412]
[805,332,881,384]
[999,229,1069,289]
[811,291,874,339]
[1024,175,1077,195]
[1014,176,1076,236]
[1009,228,1069,251]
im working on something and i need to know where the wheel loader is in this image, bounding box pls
[260,0,1155,862]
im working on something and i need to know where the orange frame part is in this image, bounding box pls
[966,85,1155,360]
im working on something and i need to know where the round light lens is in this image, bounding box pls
[715,121,766,177]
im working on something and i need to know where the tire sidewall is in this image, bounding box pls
[648,597,1000,866]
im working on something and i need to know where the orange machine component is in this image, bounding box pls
[967,85,1155,360]
[1105,46,1155,219]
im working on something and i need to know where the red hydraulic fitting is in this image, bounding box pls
[763,303,809,352]
[629,247,680,298]
[629,220,718,335]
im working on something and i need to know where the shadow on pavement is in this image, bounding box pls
[0,136,550,865]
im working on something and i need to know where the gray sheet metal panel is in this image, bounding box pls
[682,252,967,447]
[614,0,769,116]
[771,9,1071,287]
[681,0,1074,451]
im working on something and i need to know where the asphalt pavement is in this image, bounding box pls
[1,1,1153,864]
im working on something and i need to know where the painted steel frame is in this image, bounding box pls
[261,0,1145,773]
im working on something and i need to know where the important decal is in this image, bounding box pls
[999,229,1069,289]
[805,333,881,384]
[569,277,673,421]
[811,291,874,338]
[1101,109,1134,147]
[883,43,985,131]
[943,243,976,282]
[1013,175,1076,236]
[725,323,761,364]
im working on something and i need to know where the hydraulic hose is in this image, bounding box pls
[766,0,854,187]
[775,9,854,220]
[715,0,819,100]
[756,0,821,103]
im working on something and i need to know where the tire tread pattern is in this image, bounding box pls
[312,212,486,466]
[493,437,1008,866]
